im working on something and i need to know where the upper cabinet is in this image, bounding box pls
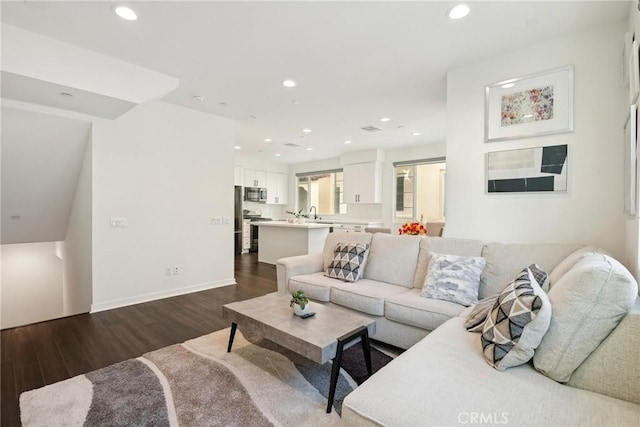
[266,172,288,205]
[244,168,267,188]
[234,166,244,186]
[343,161,382,203]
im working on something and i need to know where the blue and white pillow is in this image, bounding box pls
[420,252,486,306]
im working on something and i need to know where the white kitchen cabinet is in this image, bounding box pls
[242,220,251,253]
[244,169,267,188]
[343,161,382,203]
[234,166,244,186]
[266,172,289,205]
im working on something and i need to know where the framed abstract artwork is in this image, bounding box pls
[623,105,637,216]
[486,144,568,193]
[485,66,574,142]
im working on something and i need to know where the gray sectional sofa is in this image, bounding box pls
[276,232,640,426]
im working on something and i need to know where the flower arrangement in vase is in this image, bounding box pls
[398,215,427,236]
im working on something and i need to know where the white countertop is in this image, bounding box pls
[252,221,332,229]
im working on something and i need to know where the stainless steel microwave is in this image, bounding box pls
[244,187,267,203]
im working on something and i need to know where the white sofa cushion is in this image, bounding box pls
[330,279,409,316]
[385,289,466,331]
[363,234,422,288]
[480,242,583,299]
[420,252,485,306]
[481,265,551,371]
[534,253,638,382]
[548,246,598,289]
[567,299,640,405]
[288,272,337,302]
[342,317,640,427]
[413,237,484,288]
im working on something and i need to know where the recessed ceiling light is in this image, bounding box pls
[264,138,272,142]
[193,95,205,102]
[344,140,352,144]
[282,79,297,88]
[447,4,470,20]
[60,92,74,97]
[380,117,390,122]
[306,147,313,151]
[234,146,241,150]
[302,128,312,133]
[292,100,300,105]
[218,102,228,107]
[501,83,515,89]
[412,132,421,136]
[275,153,281,157]
[113,5,138,21]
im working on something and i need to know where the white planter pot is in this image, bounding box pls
[293,302,310,316]
[297,217,306,224]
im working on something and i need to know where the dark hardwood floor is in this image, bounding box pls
[1,253,276,427]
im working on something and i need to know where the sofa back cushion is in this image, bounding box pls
[533,253,638,383]
[480,243,583,299]
[322,232,373,270]
[364,233,422,288]
[413,237,484,289]
[567,298,640,404]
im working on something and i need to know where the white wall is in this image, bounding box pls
[1,242,63,329]
[62,135,92,316]
[626,3,640,279]
[91,101,236,311]
[446,22,627,260]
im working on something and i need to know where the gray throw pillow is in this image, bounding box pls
[325,243,370,282]
[420,252,486,306]
[481,264,551,371]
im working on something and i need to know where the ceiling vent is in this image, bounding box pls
[284,142,301,147]
[361,126,382,132]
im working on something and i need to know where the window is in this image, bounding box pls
[394,158,446,222]
[297,170,346,215]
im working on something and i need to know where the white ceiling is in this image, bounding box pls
[1,107,90,244]
[0,1,630,164]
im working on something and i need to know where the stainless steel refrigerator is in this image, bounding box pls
[234,186,243,255]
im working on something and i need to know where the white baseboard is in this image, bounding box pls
[90,278,237,313]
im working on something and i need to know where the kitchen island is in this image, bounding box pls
[253,221,331,265]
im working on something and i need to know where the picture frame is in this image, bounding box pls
[623,32,633,86]
[629,40,640,104]
[485,66,574,142]
[623,105,637,216]
[486,144,568,194]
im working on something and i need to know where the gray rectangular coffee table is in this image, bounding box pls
[222,292,376,413]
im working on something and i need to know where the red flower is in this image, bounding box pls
[398,221,427,235]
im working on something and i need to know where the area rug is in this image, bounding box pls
[20,327,393,426]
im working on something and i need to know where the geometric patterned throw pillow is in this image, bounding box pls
[465,295,499,332]
[325,243,370,282]
[481,264,551,371]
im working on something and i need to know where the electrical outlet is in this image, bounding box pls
[173,265,181,275]
[165,267,172,276]
[110,218,128,228]
[210,216,222,225]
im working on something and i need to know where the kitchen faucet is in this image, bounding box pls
[309,205,319,220]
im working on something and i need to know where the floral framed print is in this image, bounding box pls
[623,104,637,216]
[486,144,568,194]
[485,66,574,142]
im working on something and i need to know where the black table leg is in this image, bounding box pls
[227,322,238,353]
[326,325,372,413]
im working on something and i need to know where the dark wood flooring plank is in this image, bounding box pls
[0,253,276,426]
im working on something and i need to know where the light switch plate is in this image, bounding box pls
[110,218,128,228]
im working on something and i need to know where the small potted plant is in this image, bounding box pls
[290,290,310,316]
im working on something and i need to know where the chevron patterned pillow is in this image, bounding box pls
[325,243,370,282]
[481,264,551,371]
